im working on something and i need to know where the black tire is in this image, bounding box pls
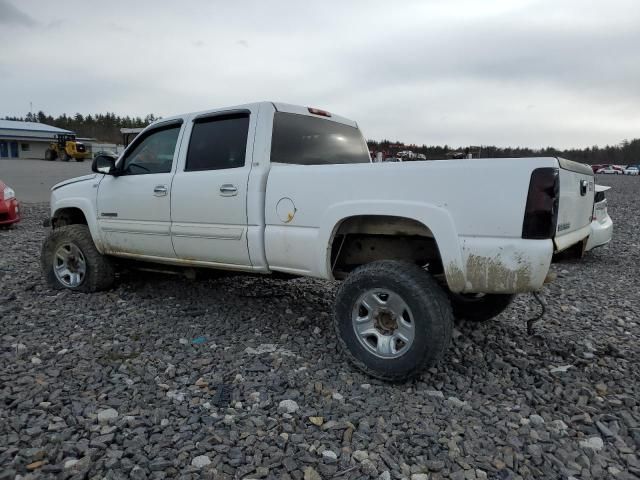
[61,151,70,162]
[334,260,453,382]
[45,149,57,161]
[448,293,514,322]
[41,225,115,292]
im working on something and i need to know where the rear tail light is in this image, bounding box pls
[522,167,559,239]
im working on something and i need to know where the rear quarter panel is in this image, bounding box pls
[264,157,558,292]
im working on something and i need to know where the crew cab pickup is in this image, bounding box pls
[42,101,595,380]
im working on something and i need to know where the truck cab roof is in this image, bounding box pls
[151,102,358,129]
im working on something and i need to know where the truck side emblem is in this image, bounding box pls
[101,212,118,217]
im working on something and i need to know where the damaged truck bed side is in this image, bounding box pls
[42,101,595,381]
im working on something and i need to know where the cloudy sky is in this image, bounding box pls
[1,0,639,148]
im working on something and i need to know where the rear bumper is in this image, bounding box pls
[585,215,613,251]
[453,236,553,294]
[0,198,20,225]
[554,223,591,253]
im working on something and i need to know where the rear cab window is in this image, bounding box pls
[270,112,370,165]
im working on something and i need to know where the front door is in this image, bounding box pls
[170,112,253,266]
[97,122,183,258]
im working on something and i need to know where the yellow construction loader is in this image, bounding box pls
[45,134,91,162]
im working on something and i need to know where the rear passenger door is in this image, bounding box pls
[170,111,254,266]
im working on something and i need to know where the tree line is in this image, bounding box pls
[4,111,160,144]
[368,138,640,165]
[3,111,639,164]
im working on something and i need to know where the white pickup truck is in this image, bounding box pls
[41,102,595,380]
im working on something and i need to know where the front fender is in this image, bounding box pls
[318,200,466,289]
[50,183,103,253]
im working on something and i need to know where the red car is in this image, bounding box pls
[0,179,20,227]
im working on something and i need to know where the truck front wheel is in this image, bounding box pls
[448,293,514,322]
[334,260,453,382]
[41,225,115,292]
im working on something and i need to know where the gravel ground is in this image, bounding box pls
[1,175,638,480]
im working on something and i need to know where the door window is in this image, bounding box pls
[120,124,181,175]
[185,113,250,171]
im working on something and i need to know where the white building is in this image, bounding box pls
[0,120,74,160]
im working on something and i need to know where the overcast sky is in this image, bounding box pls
[1,0,639,148]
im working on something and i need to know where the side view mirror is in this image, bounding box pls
[91,155,117,175]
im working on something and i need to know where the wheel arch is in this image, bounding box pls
[319,202,465,290]
[52,207,88,228]
[50,198,104,253]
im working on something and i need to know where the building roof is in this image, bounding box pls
[0,119,72,134]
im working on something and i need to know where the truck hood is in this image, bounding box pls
[52,174,97,191]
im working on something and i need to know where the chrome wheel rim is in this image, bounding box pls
[53,243,86,288]
[352,288,415,359]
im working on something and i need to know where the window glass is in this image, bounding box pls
[185,114,249,171]
[271,112,370,165]
[121,125,181,175]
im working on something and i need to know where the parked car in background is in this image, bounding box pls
[396,150,415,159]
[586,185,613,251]
[624,166,639,176]
[0,179,20,228]
[591,164,603,173]
[597,166,624,174]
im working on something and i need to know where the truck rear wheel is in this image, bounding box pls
[41,225,115,292]
[334,260,453,382]
[45,149,56,161]
[448,293,514,322]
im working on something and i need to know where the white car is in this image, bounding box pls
[585,185,613,251]
[596,167,623,175]
[624,166,639,176]
[42,101,596,380]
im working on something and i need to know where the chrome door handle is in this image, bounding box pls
[220,184,238,196]
[153,185,168,196]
